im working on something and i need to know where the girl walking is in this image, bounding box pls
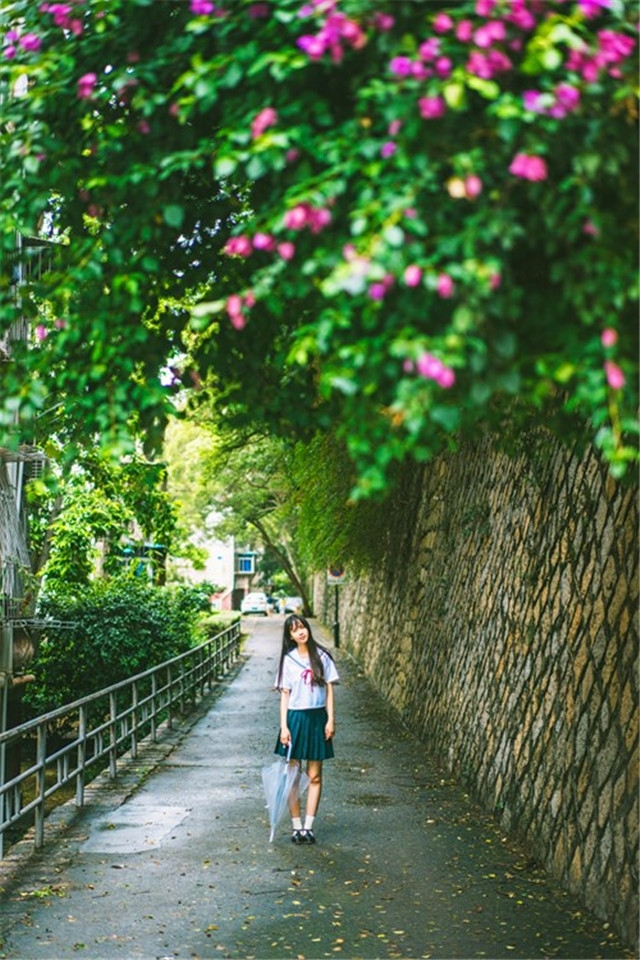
[274,614,339,844]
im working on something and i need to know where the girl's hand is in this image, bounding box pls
[324,721,335,740]
[280,727,291,746]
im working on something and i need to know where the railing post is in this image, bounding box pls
[150,672,157,741]
[0,675,8,859]
[131,681,138,759]
[206,638,214,692]
[34,722,47,849]
[167,664,174,729]
[109,691,117,778]
[76,703,87,807]
[179,659,186,715]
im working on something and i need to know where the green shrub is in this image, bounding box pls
[199,612,241,637]
[24,577,206,716]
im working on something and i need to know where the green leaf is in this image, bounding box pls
[467,76,500,100]
[214,156,237,178]
[163,204,185,229]
[431,406,460,432]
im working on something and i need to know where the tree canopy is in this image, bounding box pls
[1,0,637,495]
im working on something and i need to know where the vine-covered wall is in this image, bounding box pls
[314,436,638,949]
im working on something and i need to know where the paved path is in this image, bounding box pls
[0,618,632,960]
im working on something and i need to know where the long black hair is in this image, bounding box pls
[275,614,334,689]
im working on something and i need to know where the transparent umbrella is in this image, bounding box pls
[261,744,309,842]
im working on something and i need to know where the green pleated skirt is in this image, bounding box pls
[274,707,335,762]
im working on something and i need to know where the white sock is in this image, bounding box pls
[303,815,315,831]
[292,817,302,830]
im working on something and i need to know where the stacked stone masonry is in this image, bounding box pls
[315,435,638,950]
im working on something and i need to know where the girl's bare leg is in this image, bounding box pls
[305,760,323,818]
[288,762,302,819]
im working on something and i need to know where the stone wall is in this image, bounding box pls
[314,435,639,949]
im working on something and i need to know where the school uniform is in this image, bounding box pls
[274,649,339,761]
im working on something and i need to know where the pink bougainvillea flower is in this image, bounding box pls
[404,265,423,287]
[226,294,243,318]
[308,206,332,233]
[373,12,394,31]
[284,205,309,230]
[465,174,483,199]
[456,19,474,42]
[77,72,97,99]
[389,55,413,77]
[555,83,580,112]
[466,51,493,79]
[277,241,295,261]
[418,95,446,119]
[285,148,300,164]
[230,312,246,331]
[509,153,548,181]
[388,119,402,136]
[601,328,618,348]
[597,30,636,64]
[578,0,612,18]
[297,35,327,59]
[475,0,497,15]
[380,141,397,158]
[435,56,453,77]
[48,4,72,26]
[190,0,215,14]
[417,353,444,380]
[251,107,277,139]
[604,361,625,389]
[582,219,600,236]
[3,46,16,60]
[506,0,536,30]
[243,290,256,309]
[433,13,454,33]
[252,232,275,251]
[35,324,48,342]
[418,38,440,61]
[223,235,252,257]
[436,366,456,388]
[523,89,545,113]
[436,273,455,298]
[368,282,387,301]
[19,33,42,52]
[490,272,502,291]
[415,353,456,388]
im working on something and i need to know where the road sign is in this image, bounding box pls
[327,565,347,585]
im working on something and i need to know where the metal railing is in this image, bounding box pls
[0,620,241,856]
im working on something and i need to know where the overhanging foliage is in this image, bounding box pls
[1,0,637,495]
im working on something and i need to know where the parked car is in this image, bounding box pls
[281,596,303,614]
[240,592,269,616]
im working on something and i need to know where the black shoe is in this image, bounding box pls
[301,829,315,844]
[291,830,305,844]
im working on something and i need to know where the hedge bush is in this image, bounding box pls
[24,577,208,716]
